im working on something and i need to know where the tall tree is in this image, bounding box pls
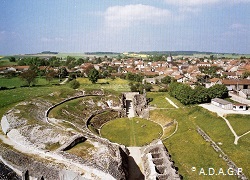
[8,56,16,62]
[88,68,99,84]
[208,84,228,99]
[20,70,37,86]
[45,70,57,84]
[161,76,172,84]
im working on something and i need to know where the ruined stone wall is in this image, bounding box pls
[133,94,149,119]
[122,92,149,118]
[141,139,181,180]
[0,146,60,179]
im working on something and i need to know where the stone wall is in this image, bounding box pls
[122,92,149,118]
[133,94,149,119]
[0,146,59,179]
[141,139,181,180]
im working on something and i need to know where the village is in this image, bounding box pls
[1,53,250,98]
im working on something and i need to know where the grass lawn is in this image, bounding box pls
[147,92,176,108]
[0,77,26,87]
[0,58,17,66]
[0,77,60,88]
[225,114,250,135]
[0,86,76,120]
[48,97,86,123]
[77,77,130,92]
[146,91,185,109]
[100,117,163,147]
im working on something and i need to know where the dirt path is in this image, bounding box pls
[59,77,68,85]
[165,97,179,108]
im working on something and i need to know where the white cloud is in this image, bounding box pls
[104,4,171,30]
[164,0,250,7]
[164,0,220,7]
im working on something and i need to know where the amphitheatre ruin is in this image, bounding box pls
[0,90,181,180]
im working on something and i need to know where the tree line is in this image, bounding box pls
[168,82,228,105]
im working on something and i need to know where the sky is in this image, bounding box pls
[0,0,249,55]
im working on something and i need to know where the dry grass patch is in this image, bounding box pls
[66,140,95,158]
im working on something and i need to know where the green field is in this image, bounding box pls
[0,77,60,88]
[100,117,163,147]
[0,77,26,87]
[147,92,185,108]
[226,114,250,135]
[77,77,130,92]
[150,107,239,180]
[0,85,77,121]
[147,92,174,108]
[0,57,17,66]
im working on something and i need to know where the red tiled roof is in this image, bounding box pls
[210,78,221,82]
[222,72,237,76]
[222,79,250,85]
[143,71,158,76]
[174,75,184,80]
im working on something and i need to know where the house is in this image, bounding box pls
[0,66,8,74]
[205,78,222,88]
[14,66,30,72]
[174,75,184,83]
[227,66,238,72]
[211,98,233,110]
[154,67,166,75]
[222,72,238,79]
[197,62,211,67]
[222,79,250,91]
[233,104,248,111]
[143,78,156,84]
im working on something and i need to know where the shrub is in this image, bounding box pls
[69,79,80,89]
